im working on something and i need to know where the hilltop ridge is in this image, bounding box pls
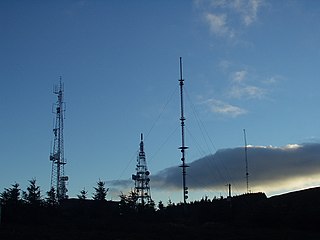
[1,187,320,239]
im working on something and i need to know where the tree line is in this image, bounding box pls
[0,179,110,206]
[1,178,320,240]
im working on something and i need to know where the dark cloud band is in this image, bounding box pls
[109,143,320,194]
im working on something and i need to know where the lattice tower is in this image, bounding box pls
[49,78,68,200]
[132,134,152,206]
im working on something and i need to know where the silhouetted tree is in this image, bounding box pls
[167,198,175,207]
[119,191,138,214]
[200,195,210,203]
[143,199,155,212]
[77,188,88,200]
[0,190,10,205]
[0,183,21,205]
[157,200,164,211]
[93,180,108,201]
[45,187,57,206]
[22,179,41,205]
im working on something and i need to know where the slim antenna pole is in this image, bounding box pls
[179,57,189,204]
[243,129,249,194]
[227,183,231,198]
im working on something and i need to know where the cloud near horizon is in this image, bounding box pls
[109,143,320,196]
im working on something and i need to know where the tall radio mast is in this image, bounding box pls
[243,129,249,194]
[179,57,189,204]
[50,77,68,201]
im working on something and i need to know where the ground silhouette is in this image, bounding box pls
[1,187,320,239]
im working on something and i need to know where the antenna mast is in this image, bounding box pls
[132,133,152,207]
[50,77,68,201]
[179,57,189,204]
[243,129,249,194]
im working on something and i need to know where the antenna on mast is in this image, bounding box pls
[178,57,189,204]
[132,133,153,208]
[49,78,68,201]
[243,129,249,194]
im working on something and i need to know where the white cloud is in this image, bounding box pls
[204,98,247,117]
[205,13,234,38]
[232,0,263,26]
[284,144,301,149]
[262,75,284,85]
[196,0,265,38]
[228,69,267,99]
[229,85,266,99]
[232,70,247,83]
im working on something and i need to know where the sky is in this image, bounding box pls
[1,0,320,204]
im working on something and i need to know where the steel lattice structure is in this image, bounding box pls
[50,78,68,201]
[132,134,152,206]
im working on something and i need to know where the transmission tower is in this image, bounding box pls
[132,133,152,206]
[178,57,189,204]
[49,78,68,201]
[243,129,249,194]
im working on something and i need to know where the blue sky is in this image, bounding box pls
[1,0,320,204]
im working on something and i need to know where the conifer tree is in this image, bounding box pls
[77,188,88,200]
[0,183,20,205]
[23,179,41,205]
[93,180,108,201]
[119,190,138,213]
[46,187,57,206]
[157,200,164,211]
[0,190,9,205]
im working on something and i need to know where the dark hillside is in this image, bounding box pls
[265,187,320,230]
[1,188,320,239]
